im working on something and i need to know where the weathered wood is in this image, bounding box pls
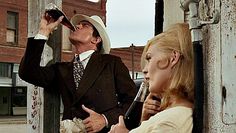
[43,26,62,133]
[27,0,62,133]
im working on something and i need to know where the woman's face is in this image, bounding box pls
[143,44,172,95]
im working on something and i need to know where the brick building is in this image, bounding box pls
[0,0,28,116]
[0,0,111,116]
[0,0,143,116]
[110,46,144,79]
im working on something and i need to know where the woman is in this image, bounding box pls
[108,23,194,133]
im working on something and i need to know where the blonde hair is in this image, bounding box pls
[141,23,194,110]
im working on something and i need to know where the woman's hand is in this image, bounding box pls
[141,93,161,122]
[38,13,64,37]
[108,116,129,133]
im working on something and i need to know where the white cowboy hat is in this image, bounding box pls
[71,14,111,54]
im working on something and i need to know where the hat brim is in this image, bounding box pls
[71,14,110,54]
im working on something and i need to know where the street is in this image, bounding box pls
[0,124,26,133]
[0,116,27,133]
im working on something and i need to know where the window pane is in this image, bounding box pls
[7,30,15,43]
[12,87,27,107]
[7,11,18,44]
[0,63,12,78]
[7,12,17,29]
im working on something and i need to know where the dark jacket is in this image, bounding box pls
[19,38,136,132]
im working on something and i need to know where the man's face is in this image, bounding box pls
[69,21,96,45]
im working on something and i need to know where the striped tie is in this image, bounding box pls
[73,55,84,90]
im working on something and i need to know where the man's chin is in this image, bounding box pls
[68,38,76,45]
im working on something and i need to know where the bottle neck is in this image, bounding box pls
[134,81,148,102]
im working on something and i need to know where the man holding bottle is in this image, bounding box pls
[19,12,136,133]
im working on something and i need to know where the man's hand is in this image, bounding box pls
[141,93,161,122]
[108,116,129,133]
[82,105,106,133]
[38,13,64,37]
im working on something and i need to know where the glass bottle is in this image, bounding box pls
[124,81,149,130]
[45,3,76,31]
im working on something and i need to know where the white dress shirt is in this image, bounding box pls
[75,50,94,69]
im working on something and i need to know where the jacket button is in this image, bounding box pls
[117,101,122,107]
[98,89,102,93]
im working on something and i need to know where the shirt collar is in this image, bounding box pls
[75,50,95,61]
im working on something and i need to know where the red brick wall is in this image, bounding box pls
[110,46,144,72]
[0,0,27,63]
[62,0,106,25]
[0,5,6,46]
[0,45,25,63]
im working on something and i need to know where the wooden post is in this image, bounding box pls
[43,25,62,133]
[130,44,135,80]
[155,0,163,35]
[27,0,62,133]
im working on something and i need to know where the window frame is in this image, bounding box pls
[0,62,12,78]
[6,11,19,45]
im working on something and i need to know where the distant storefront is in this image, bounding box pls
[0,63,27,116]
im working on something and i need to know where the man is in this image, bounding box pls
[19,13,136,133]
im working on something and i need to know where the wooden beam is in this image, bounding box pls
[27,0,62,133]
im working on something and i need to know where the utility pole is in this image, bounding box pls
[130,44,135,80]
[27,0,62,133]
[155,0,164,35]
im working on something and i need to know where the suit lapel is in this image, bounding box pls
[73,52,107,105]
[59,61,78,100]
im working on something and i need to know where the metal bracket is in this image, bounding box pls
[180,0,220,42]
[199,10,220,25]
[180,0,220,26]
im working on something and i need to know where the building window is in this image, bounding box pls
[7,11,18,44]
[12,87,27,107]
[0,63,12,78]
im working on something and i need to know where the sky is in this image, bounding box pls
[106,1,155,48]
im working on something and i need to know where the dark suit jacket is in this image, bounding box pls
[19,38,136,132]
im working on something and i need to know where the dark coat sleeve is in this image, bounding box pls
[18,38,57,89]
